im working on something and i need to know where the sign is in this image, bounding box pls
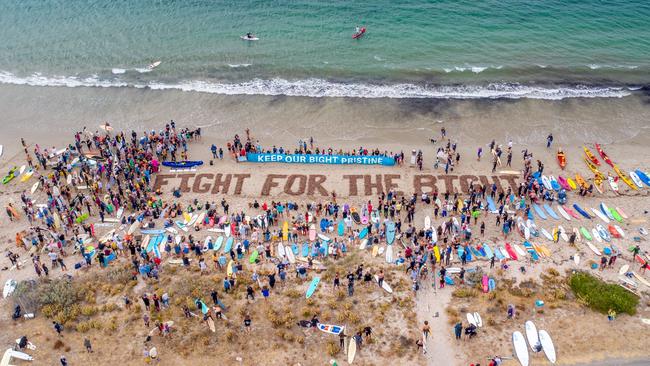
[245,153,395,166]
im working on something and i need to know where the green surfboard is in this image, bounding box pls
[580,227,592,241]
[249,250,259,264]
[609,208,623,223]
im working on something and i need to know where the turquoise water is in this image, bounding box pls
[1,0,649,99]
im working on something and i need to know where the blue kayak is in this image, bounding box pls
[162,160,203,168]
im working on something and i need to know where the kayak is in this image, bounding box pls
[162,161,204,168]
[583,146,600,165]
[557,151,566,169]
[352,27,366,39]
[613,165,637,190]
[594,143,614,167]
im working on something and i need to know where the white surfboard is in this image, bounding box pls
[374,275,393,293]
[525,320,540,352]
[466,312,477,326]
[513,331,530,366]
[587,242,601,256]
[424,216,431,230]
[538,330,556,364]
[591,208,610,223]
[473,312,483,327]
[556,205,571,221]
[385,245,393,263]
[618,264,629,275]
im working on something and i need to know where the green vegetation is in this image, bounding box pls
[569,272,639,315]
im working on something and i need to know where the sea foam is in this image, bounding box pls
[0,70,634,100]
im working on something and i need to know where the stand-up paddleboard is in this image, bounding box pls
[3,279,17,298]
[148,61,161,70]
[538,330,556,363]
[240,35,259,41]
[592,228,602,243]
[513,331,529,366]
[525,320,540,352]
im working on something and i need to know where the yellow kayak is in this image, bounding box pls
[566,177,577,190]
[584,157,604,179]
[613,165,637,190]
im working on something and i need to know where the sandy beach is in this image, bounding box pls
[0,84,649,366]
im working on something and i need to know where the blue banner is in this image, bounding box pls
[246,153,395,166]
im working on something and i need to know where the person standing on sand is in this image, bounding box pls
[243,313,252,333]
[454,321,462,340]
[546,133,553,148]
[422,321,431,340]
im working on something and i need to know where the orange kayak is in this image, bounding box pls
[583,146,600,166]
[594,143,613,167]
[557,151,566,169]
[575,173,587,188]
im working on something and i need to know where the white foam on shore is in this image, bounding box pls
[228,64,252,68]
[0,70,634,100]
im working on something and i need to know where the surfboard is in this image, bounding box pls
[525,321,540,352]
[309,224,316,241]
[306,277,320,298]
[513,331,530,366]
[348,336,357,363]
[573,204,592,219]
[385,245,393,263]
[473,312,483,327]
[466,313,477,326]
[214,236,224,251]
[533,204,547,220]
[207,317,216,332]
[3,279,17,298]
[424,216,431,230]
[386,221,396,245]
[337,220,345,236]
[619,264,630,275]
[282,221,289,241]
[587,242,601,256]
[556,205,571,221]
[375,275,393,293]
[538,330,556,363]
[317,323,345,335]
[543,204,559,220]
[359,227,368,239]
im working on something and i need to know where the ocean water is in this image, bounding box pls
[1,0,649,99]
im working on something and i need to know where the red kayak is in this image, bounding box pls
[352,27,366,39]
[594,143,614,167]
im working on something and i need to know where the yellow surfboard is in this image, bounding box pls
[433,245,441,262]
[53,212,61,229]
[282,221,289,241]
[182,212,191,223]
[227,260,233,277]
[372,245,378,257]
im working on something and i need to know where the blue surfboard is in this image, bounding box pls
[532,204,547,220]
[306,277,320,298]
[543,204,559,220]
[573,204,592,219]
[359,227,368,239]
[386,221,396,245]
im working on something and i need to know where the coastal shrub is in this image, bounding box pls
[325,340,340,356]
[452,288,478,298]
[569,272,638,315]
